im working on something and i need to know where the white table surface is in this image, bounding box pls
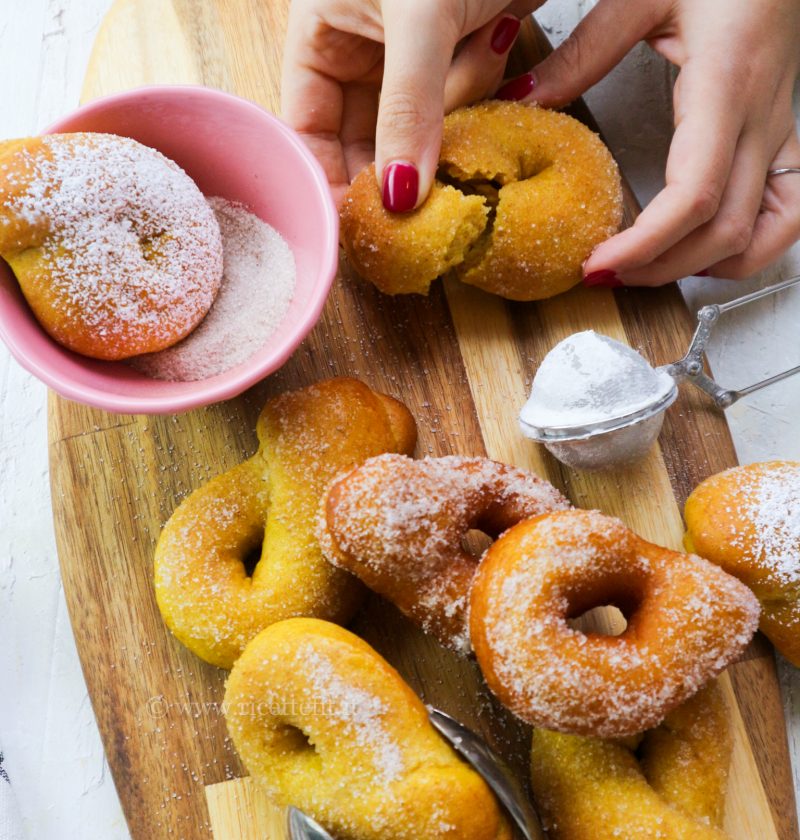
[0,2,798,838]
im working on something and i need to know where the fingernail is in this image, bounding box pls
[696,268,710,277]
[382,161,419,213]
[495,72,536,101]
[583,269,624,289]
[490,16,521,54]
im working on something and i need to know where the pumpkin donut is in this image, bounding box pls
[224,617,513,840]
[684,461,800,666]
[0,133,223,359]
[340,101,622,301]
[154,378,416,669]
[318,454,569,653]
[530,681,732,839]
[469,509,760,737]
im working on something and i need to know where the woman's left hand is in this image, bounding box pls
[502,0,800,285]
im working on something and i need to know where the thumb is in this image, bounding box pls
[506,0,653,108]
[375,3,459,212]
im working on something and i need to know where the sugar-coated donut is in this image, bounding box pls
[224,618,513,840]
[340,101,622,301]
[684,461,800,666]
[469,509,760,737]
[530,682,732,839]
[318,454,569,653]
[154,378,417,669]
[0,133,222,359]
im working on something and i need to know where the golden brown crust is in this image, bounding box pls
[684,460,800,666]
[530,682,732,839]
[341,164,488,295]
[340,102,622,301]
[224,618,513,840]
[154,378,417,669]
[469,509,760,737]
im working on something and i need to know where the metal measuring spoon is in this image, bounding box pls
[286,708,543,840]
[520,273,800,471]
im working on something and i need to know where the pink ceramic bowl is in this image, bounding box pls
[0,86,338,414]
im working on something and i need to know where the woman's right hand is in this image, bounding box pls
[281,0,543,209]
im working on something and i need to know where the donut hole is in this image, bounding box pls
[241,541,264,578]
[565,579,644,637]
[138,230,168,261]
[272,722,315,754]
[567,605,628,636]
[435,155,555,277]
[437,168,503,207]
[461,528,494,560]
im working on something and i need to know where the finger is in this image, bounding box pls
[340,81,380,182]
[281,64,349,206]
[281,10,350,205]
[584,58,745,279]
[619,130,771,286]
[496,0,653,106]
[443,14,520,113]
[375,1,461,211]
[710,129,800,279]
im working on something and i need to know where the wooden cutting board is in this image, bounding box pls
[46,1,799,838]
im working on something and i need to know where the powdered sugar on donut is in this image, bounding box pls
[729,462,800,586]
[3,133,222,358]
[130,197,295,380]
[472,509,760,738]
[319,454,570,654]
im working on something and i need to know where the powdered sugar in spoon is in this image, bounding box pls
[520,274,800,471]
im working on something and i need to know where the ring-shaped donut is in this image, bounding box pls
[224,617,513,840]
[0,134,223,359]
[470,509,760,737]
[154,378,416,669]
[340,101,623,301]
[318,454,569,652]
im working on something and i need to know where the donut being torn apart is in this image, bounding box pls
[340,101,623,301]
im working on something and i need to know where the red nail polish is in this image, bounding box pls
[382,161,419,213]
[583,270,624,289]
[495,72,536,101]
[490,16,520,54]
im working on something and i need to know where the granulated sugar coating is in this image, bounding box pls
[224,618,513,840]
[520,330,675,431]
[684,461,800,667]
[319,453,570,654]
[730,462,800,586]
[131,197,295,380]
[0,133,223,359]
[470,509,760,738]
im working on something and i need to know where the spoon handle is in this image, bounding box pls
[427,708,544,840]
[669,274,800,408]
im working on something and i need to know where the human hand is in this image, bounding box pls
[499,0,800,285]
[281,0,542,210]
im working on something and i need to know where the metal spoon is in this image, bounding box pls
[520,273,800,471]
[287,807,334,840]
[427,708,543,840]
[286,708,543,840]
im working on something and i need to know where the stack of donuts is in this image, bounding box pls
[149,376,800,840]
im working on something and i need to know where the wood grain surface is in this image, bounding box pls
[46,1,799,838]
